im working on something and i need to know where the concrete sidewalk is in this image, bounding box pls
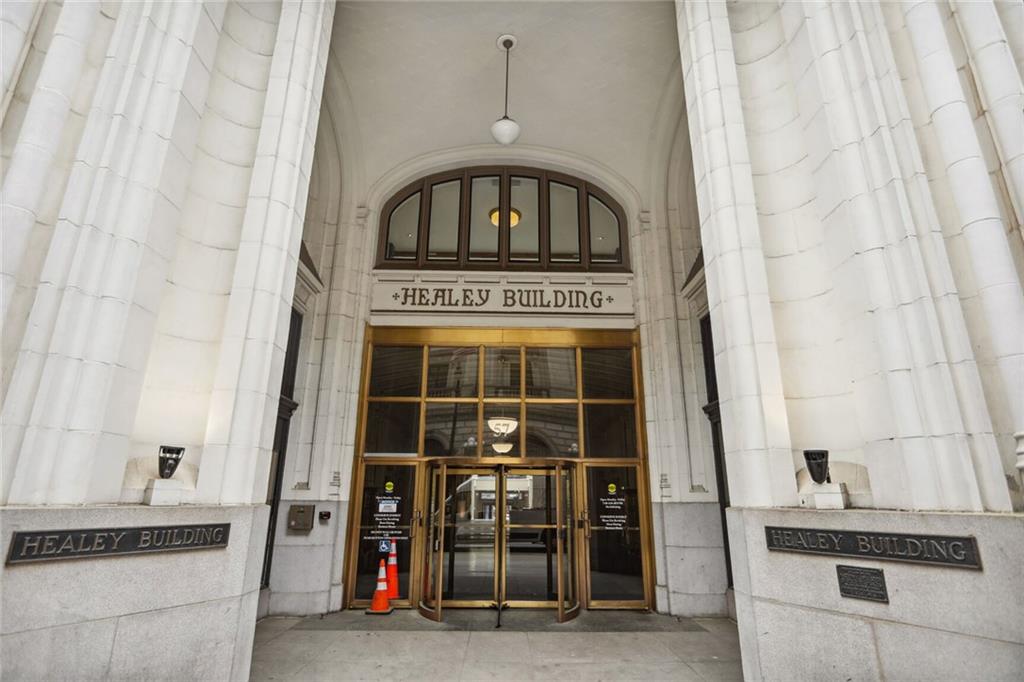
[250,610,741,681]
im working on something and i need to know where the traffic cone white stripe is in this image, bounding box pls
[386,537,399,599]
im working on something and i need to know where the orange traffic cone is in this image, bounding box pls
[365,559,393,615]
[386,538,399,599]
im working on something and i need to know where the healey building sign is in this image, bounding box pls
[6,523,231,564]
[371,278,634,316]
[764,526,981,569]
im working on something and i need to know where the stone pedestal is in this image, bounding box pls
[143,479,183,506]
[0,504,268,681]
[811,482,849,510]
[727,507,1024,682]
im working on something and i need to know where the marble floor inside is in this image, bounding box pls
[249,610,742,681]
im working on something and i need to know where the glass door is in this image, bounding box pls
[441,467,500,606]
[504,467,557,608]
[353,464,416,607]
[583,465,646,607]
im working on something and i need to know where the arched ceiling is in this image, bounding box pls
[327,1,683,206]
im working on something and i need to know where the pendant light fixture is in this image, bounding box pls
[490,35,520,145]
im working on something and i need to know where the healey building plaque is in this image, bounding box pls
[6,523,230,564]
[836,565,889,603]
[764,526,981,569]
[371,279,634,317]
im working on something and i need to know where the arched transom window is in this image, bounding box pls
[377,166,629,271]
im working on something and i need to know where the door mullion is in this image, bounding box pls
[495,465,506,607]
[435,464,447,620]
[579,465,591,607]
[555,463,565,621]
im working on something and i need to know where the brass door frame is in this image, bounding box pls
[342,326,656,613]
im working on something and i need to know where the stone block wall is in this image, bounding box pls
[261,497,346,617]
[653,501,730,616]
[0,504,268,681]
[727,507,1024,681]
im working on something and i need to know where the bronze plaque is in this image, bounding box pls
[6,523,230,564]
[764,526,981,569]
[836,565,888,603]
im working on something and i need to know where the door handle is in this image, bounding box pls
[410,510,421,539]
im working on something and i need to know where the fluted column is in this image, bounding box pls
[792,1,1009,510]
[675,0,798,508]
[196,0,334,504]
[952,0,1024,233]
[0,0,43,119]
[903,0,1024,486]
[1,1,100,322]
[3,1,217,504]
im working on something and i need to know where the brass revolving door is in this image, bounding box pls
[418,462,580,622]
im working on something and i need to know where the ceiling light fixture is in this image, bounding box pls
[488,207,521,228]
[487,415,517,454]
[490,35,520,145]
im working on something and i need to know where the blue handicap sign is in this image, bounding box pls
[378,540,390,553]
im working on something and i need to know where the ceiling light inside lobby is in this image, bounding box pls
[490,35,521,145]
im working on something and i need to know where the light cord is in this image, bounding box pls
[503,42,510,118]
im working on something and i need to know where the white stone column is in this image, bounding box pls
[0,0,42,119]
[675,0,798,508]
[3,1,216,504]
[196,0,334,505]
[903,0,1024,486]
[787,1,1006,511]
[952,0,1024,234]
[730,0,866,498]
[1,1,100,322]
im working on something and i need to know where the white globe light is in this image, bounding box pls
[490,116,521,145]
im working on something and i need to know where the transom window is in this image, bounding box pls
[377,166,629,271]
[361,335,642,460]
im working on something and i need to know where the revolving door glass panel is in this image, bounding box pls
[443,470,499,603]
[419,465,579,616]
[504,469,557,604]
